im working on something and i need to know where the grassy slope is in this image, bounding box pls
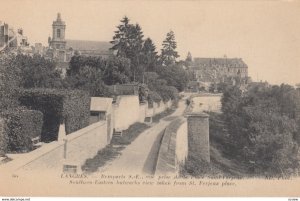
[182,112,252,178]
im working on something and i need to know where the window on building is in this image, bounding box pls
[57,29,61,38]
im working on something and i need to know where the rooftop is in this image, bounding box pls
[66,40,112,52]
[193,57,248,68]
[90,97,113,112]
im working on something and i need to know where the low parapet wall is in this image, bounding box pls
[0,121,108,173]
[146,100,173,118]
[185,93,222,114]
[155,117,186,175]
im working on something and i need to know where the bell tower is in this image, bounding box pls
[49,13,66,49]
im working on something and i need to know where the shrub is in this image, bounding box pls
[147,90,162,107]
[1,108,43,153]
[18,88,90,142]
[0,118,8,156]
[156,85,179,102]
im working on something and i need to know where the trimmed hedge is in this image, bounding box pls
[1,108,43,153]
[18,88,90,142]
[0,118,7,156]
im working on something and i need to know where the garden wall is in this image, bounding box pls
[113,95,140,131]
[146,100,172,118]
[138,102,147,123]
[0,121,108,173]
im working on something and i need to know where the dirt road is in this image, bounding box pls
[93,99,187,175]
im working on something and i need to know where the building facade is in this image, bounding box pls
[192,57,248,82]
[186,56,250,92]
[0,21,29,52]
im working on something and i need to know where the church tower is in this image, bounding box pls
[49,13,66,49]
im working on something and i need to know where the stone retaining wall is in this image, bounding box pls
[155,117,186,175]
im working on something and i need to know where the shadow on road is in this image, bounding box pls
[142,129,165,175]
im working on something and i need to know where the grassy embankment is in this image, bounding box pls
[181,112,252,178]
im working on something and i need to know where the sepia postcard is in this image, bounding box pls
[0,0,300,197]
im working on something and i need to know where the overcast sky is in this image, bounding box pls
[1,0,300,85]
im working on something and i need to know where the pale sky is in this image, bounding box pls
[1,0,300,85]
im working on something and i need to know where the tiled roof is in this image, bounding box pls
[66,40,112,52]
[193,57,248,68]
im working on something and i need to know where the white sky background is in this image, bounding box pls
[0,0,300,85]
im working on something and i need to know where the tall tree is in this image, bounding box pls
[128,23,144,81]
[160,30,179,66]
[110,16,131,57]
[110,17,145,82]
[141,38,158,72]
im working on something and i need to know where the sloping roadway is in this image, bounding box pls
[93,98,187,175]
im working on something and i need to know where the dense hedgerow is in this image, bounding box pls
[0,118,8,155]
[18,88,90,142]
[0,108,43,153]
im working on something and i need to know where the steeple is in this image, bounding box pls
[49,12,66,49]
[57,13,62,21]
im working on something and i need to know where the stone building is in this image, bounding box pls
[66,40,113,59]
[0,21,29,52]
[45,13,73,63]
[188,56,250,91]
[49,13,66,50]
[46,13,112,64]
[192,57,248,82]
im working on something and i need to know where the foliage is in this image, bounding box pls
[19,88,90,142]
[156,65,189,92]
[0,118,7,156]
[102,56,131,85]
[1,108,43,152]
[183,154,221,178]
[110,17,145,81]
[141,38,159,73]
[66,55,132,96]
[156,85,179,102]
[221,84,300,175]
[160,31,179,66]
[144,71,179,102]
[67,55,106,76]
[0,54,21,110]
[64,65,111,97]
[12,54,62,88]
[147,90,162,106]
